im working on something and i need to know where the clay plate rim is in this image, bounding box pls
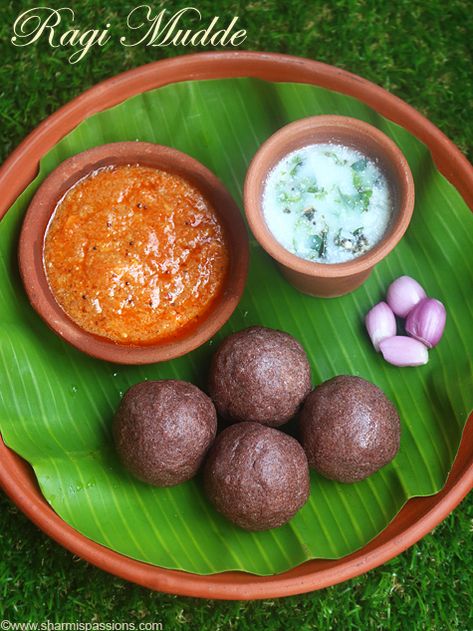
[0,52,472,600]
[17,141,249,365]
[244,114,415,277]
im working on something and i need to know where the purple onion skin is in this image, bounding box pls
[379,336,429,367]
[387,276,426,318]
[405,297,446,348]
[365,301,396,351]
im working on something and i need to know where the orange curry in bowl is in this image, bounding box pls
[43,165,229,345]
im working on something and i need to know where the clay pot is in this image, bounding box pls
[18,142,249,364]
[1,52,472,600]
[244,115,415,297]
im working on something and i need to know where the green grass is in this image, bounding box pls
[0,0,472,627]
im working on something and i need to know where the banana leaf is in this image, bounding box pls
[0,78,472,575]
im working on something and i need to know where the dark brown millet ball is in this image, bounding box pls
[299,375,400,483]
[208,326,311,427]
[204,421,310,531]
[114,380,217,487]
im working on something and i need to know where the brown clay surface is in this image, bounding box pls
[1,52,472,600]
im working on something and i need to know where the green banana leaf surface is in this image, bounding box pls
[0,78,472,575]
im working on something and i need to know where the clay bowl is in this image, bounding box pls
[2,52,472,601]
[18,142,249,364]
[244,115,415,297]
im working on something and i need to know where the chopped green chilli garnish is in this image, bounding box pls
[351,158,368,171]
[263,143,391,264]
[358,189,373,212]
[352,171,364,191]
[323,151,348,166]
[309,230,328,258]
[289,155,303,176]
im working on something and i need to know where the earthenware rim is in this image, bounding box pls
[244,115,415,278]
[0,52,472,600]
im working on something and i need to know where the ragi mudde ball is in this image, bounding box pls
[209,326,311,427]
[114,380,217,487]
[204,422,310,531]
[300,375,400,483]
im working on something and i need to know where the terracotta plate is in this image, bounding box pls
[0,52,472,600]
